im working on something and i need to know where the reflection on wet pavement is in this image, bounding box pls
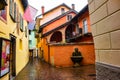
[15,58,96,80]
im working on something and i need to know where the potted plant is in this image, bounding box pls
[71,48,83,67]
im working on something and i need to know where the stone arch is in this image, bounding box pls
[50,31,62,43]
[65,24,76,42]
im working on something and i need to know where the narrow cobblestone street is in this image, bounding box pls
[15,58,96,80]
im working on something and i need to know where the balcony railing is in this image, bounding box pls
[66,28,92,43]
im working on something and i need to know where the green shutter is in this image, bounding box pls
[25,27,27,37]
[9,0,12,17]
[20,14,23,32]
[14,2,17,22]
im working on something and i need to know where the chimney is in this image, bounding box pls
[72,4,75,10]
[41,6,44,14]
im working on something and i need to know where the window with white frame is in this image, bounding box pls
[61,8,65,14]
[67,14,72,21]
[83,19,88,33]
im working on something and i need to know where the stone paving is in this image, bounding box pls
[15,58,96,80]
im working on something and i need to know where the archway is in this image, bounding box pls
[50,31,62,43]
[65,24,76,42]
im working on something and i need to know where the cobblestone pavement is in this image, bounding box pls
[15,58,96,80]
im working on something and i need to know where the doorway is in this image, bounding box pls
[9,34,16,80]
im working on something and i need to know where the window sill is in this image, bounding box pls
[0,17,7,24]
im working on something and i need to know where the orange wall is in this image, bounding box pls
[44,43,95,67]
[43,12,76,34]
[77,36,93,42]
[43,16,66,34]
[78,11,91,33]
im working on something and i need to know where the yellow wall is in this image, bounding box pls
[0,0,29,80]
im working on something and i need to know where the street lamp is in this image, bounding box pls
[0,0,7,10]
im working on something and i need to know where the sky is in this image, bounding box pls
[28,0,88,16]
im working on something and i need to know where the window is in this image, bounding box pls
[20,13,24,32]
[29,40,32,44]
[9,0,14,20]
[61,8,65,14]
[83,19,88,33]
[16,6,20,35]
[50,31,62,43]
[67,15,72,21]
[29,30,31,35]
[9,0,17,22]
[14,2,17,22]
[0,2,7,22]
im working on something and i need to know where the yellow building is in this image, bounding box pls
[0,0,29,80]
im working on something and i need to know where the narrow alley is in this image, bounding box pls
[15,58,96,80]
[0,0,120,80]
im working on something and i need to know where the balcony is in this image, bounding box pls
[66,28,92,43]
[66,28,82,43]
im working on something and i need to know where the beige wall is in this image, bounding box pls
[88,0,120,67]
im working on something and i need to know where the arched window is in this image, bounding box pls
[65,24,76,39]
[50,31,62,43]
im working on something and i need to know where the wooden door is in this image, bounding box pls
[9,34,16,80]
